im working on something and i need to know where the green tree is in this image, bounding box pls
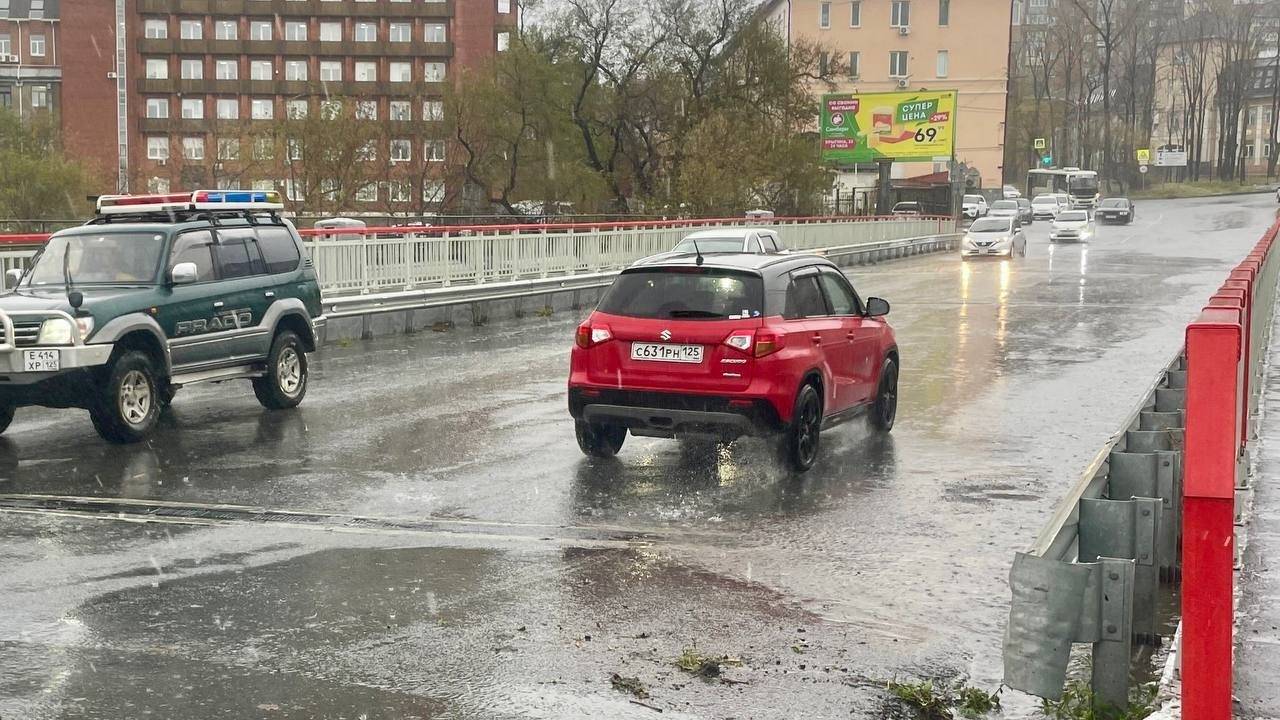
[0,110,92,221]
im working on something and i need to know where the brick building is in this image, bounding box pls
[56,0,517,213]
[0,0,61,120]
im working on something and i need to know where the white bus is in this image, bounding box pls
[1026,168,1100,209]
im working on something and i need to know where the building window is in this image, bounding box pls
[251,181,274,194]
[146,98,169,118]
[389,61,412,82]
[389,23,411,42]
[216,97,239,119]
[424,23,446,42]
[181,58,203,80]
[320,99,342,119]
[390,101,411,121]
[356,140,377,160]
[285,179,304,202]
[390,139,412,162]
[819,1,830,28]
[319,61,342,82]
[426,140,445,162]
[1244,142,1256,159]
[0,34,9,55]
[182,98,204,118]
[424,100,444,121]
[215,20,238,40]
[146,58,168,79]
[423,180,444,203]
[847,0,861,26]
[285,60,308,81]
[424,62,446,82]
[287,99,308,118]
[497,31,510,52]
[819,51,829,76]
[936,49,949,77]
[355,61,377,82]
[30,85,49,108]
[149,177,171,194]
[891,0,910,27]
[288,138,303,160]
[251,98,274,120]
[180,19,203,40]
[215,59,237,79]
[285,21,307,41]
[254,137,274,160]
[356,183,377,203]
[848,51,860,78]
[938,0,950,25]
[183,136,205,160]
[29,0,43,18]
[355,99,377,119]
[29,34,45,57]
[320,22,342,42]
[355,22,377,42]
[251,59,273,80]
[388,180,411,203]
[218,138,239,160]
[890,50,909,77]
[144,19,167,39]
[249,20,272,41]
[498,0,511,12]
[147,136,169,160]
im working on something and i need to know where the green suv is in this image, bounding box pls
[0,190,325,443]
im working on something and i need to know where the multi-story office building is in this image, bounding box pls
[763,0,1011,190]
[0,1,61,120]
[58,0,517,212]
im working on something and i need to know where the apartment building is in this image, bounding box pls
[764,0,1011,189]
[57,0,517,211]
[0,0,60,120]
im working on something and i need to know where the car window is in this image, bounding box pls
[748,235,763,253]
[1058,211,1088,222]
[991,201,1018,210]
[761,233,779,252]
[964,195,983,202]
[783,273,828,319]
[256,226,302,274]
[169,230,217,282]
[1033,195,1056,203]
[817,271,859,315]
[214,227,265,279]
[597,268,763,320]
[970,218,1013,232]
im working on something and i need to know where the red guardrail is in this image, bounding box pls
[1182,219,1280,720]
[0,233,52,247]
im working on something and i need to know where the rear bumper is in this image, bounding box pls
[568,387,784,439]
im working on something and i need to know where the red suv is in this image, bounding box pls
[567,253,898,471]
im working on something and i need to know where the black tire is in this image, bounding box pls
[253,331,308,410]
[0,404,13,434]
[89,350,161,444]
[871,358,899,432]
[158,384,177,409]
[575,420,626,457]
[784,383,823,472]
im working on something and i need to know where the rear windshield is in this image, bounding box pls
[1058,211,1088,222]
[991,201,1018,210]
[672,237,744,253]
[893,203,920,210]
[598,268,763,320]
[963,195,983,202]
[1099,198,1127,208]
[1033,195,1057,204]
[969,218,1012,233]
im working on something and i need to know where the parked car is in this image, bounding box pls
[961,216,1027,259]
[962,194,989,219]
[671,228,785,255]
[891,201,924,217]
[1031,194,1061,220]
[1096,197,1136,224]
[1015,197,1035,225]
[1003,185,1022,199]
[988,200,1020,221]
[1049,209,1094,242]
[568,253,898,471]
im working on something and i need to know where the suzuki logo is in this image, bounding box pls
[659,329,672,341]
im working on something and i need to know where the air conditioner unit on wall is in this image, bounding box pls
[0,54,18,63]
[897,78,910,88]
[157,158,167,166]
[898,26,910,35]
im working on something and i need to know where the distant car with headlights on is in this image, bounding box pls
[961,194,989,219]
[961,216,1027,259]
[1049,210,1094,242]
[1031,194,1061,220]
[891,201,924,217]
[1096,197,1135,224]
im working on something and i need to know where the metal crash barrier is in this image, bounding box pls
[1002,220,1280,714]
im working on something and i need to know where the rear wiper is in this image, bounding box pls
[667,310,724,318]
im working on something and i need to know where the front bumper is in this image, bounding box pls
[0,343,113,383]
[1049,232,1086,242]
[568,387,783,439]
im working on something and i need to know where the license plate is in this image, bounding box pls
[630,342,704,364]
[22,349,59,372]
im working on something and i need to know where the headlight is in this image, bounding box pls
[36,318,73,345]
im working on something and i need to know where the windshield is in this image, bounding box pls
[23,232,166,287]
[1057,211,1088,222]
[893,203,919,211]
[1099,198,1127,208]
[672,237,745,253]
[991,201,1018,210]
[1069,176,1099,192]
[969,218,1012,233]
[598,268,763,320]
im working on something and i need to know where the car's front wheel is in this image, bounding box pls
[575,420,626,457]
[253,330,308,409]
[89,351,161,444]
[783,384,823,472]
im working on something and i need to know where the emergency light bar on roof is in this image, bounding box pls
[96,190,285,215]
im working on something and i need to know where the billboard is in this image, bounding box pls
[820,91,957,165]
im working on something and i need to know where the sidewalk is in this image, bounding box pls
[1235,314,1280,719]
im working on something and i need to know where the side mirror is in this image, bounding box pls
[865,297,890,317]
[4,268,23,290]
[169,262,199,285]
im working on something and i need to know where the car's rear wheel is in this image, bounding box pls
[89,351,161,444]
[784,384,823,472]
[871,358,899,432]
[253,330,308,409]
[575,420,626,457]
[0,404,13,434]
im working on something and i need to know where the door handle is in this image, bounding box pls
[846,332,857,339]
[264,291,275,298]
[811,334,822,344]
[212,301,225,309]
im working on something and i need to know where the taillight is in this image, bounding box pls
[723,332,754,353]
[576,324,612,349]
[754,330,782,358]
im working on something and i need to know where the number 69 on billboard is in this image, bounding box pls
[820,90,958,164]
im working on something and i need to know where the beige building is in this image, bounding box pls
[763,0,1011,190]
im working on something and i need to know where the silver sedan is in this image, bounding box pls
[961,217,1028,259]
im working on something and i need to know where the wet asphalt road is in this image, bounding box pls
[0,194,1275,719]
